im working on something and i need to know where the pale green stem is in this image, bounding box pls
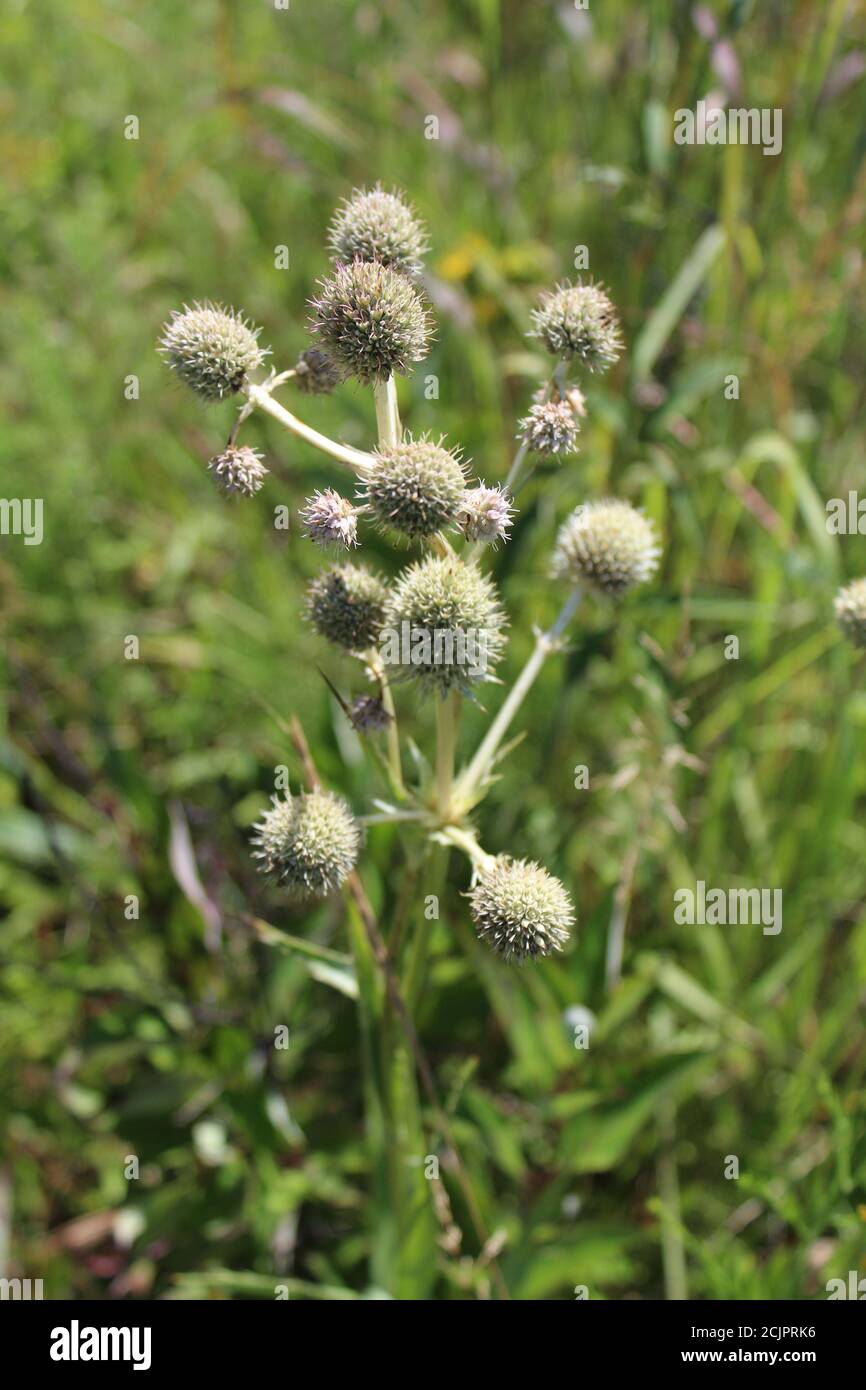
[365,650,406,799]
[434,690,459,820]
[373,375,402,448]
[244,381,373,473]
[454,586,581,809]
[437,824,496,873]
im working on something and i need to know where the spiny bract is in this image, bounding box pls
[328,184,429,278]
[469,857,574,963]
[359,436,467,540]
[834,577,866,649]
[553,499,660,596]
[206,445,268,497]
[251,791,360,898]
[310,260,431,384]
[381,554,507,693]
[529,281,622,373]
[158,302,268,401]
[306,563,389,652]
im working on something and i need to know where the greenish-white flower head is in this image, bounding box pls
[519,399,580,457]
[310,260,431,384]
[456,484,515,546]
[359,436,467,541]
[158,302,268,401]
[251,791,360,898]
[328,184,429,278]
[306,563,389,652]
[206,445,268,497]
[552,499,660,597]
[835,578,866,649]
[294,347,341,396]
[381,554,507,694]
[529,281,622,373]
[300,489,360,549]
[469,857,574,964]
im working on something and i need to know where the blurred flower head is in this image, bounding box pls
[553,499,660,596]
[529,281,622,373]
[834,577,866,649]
[306,563,389,652]
[328,184,429,278]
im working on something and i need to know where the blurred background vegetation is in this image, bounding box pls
[1,0,865,1300]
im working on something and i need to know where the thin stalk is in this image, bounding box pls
[434,689,459,820]
[373,375,401,448]
[454,587,581,809]
[365,650,406,798]
[245,381,373,473]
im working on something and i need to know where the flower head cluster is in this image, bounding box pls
[310,260,431,384]
[530,281,622,373]
[382,554,507,694]
[328,184,429,279]
[469,857,574,963]
[159,302,268,401]
[519,398,580,457]
[835,578,866,649]
[306,563,388,652]
[359,436,467,540]
[294,347,341,396]
[300,489,360,549]
[553,499,660,596]
[251,791,360,898]
[206,445,268,497]
[456,485,514,546]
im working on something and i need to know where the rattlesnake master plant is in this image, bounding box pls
[158,184,664,957]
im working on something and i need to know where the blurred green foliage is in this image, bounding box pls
[1,0,865,1300]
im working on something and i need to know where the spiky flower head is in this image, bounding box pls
[381,554,507,694]
[834,578,866,649]
[552,499,660,597]
[519,399,580,457]
[529,281,622,373]
[306,563,388,652]
[206,445,268,497]
[359,436,466,540]
[456,484,515,546]
[310,260,431,384]
[328,184,429,279]
[251,791,360,899]
[300,488,360,549]
[469,857,574,964]
[158,302,268,401]
[348,694,392,734]
[294,347,341,396]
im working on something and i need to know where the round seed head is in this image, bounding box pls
[310,260,431,384]
[519,399,580,457]
[328,184,429,278]
[456,484,515,546]
[552,499,660,597]
[251,791,360,898]
[835,578,866,649]
[158,302,268,401]
[348,694,392,734]
[529,281,623,373]
[300,489,360,549]
[294,347,341,396]
[206,445,268,497]
[359,435,467,540]
[469,857,574,964]
[381,554,507,694]
[306,563,389,652]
